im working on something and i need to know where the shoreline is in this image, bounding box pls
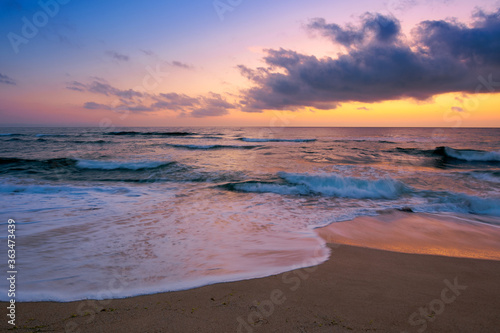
[3,212,500,332]
[316,211,500,261]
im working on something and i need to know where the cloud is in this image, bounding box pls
[118,103,154,112]
[140,49,155,56]
[76,80,233,117]
[153,92,234,117]
[83,101,153,113]
[308,13,401,47]
[152,93,199,110]
[106,51,129,62]
[172,61,193,69]
[238,8,500,112]
[0,73,16,85]
[190,93,233,117]
[83,102,112,110]
[67,80,143,100]
[415,9,500,67]
[90,76,107,83]
[386,0,418,12]
[357,106,371,110]
[66,81,85,91]
[451,106,464,112]
[191,106,229,117]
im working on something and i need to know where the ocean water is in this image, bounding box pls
[1,127,499,302]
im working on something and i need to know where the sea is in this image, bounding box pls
[1,127,499,302]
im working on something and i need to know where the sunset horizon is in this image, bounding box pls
[1,0,500,127]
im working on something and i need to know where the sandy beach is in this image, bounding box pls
[3,212,500,333]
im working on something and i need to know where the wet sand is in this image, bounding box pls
[317,211,500,260]
[3,212,500,332]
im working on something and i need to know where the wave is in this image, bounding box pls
[452,194,500,216]
[220,171,500,217]
[415,192,500,217]
[35,134,70,137]
[0,183,135,196]
[70,140,109,144]
[166,144,261,150]
[0,133,25,137]
[435,146,500,162]
[0,157,175,172]
[105,131,196,136]
[76,160,174,170]
[392,147,436,156]
[467,171,500,183]
[334,139,396,144]
[0,157,76,168]
[221,172,408,199]
[393,146,500,162]
[0,157,245,183]
[238,137,316,143]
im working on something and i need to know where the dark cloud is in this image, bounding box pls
[415,9,500,67]
[172,61,193,69]
[238,8,500,112]
[0,73,16,85]
[308,13,401,47]
[106,51,130,62]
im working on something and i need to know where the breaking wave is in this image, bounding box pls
[221,172,409,199]
[435,146,500,162]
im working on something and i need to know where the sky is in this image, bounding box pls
[0,0,499,127]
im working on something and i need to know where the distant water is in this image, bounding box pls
[1,127,499,301]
